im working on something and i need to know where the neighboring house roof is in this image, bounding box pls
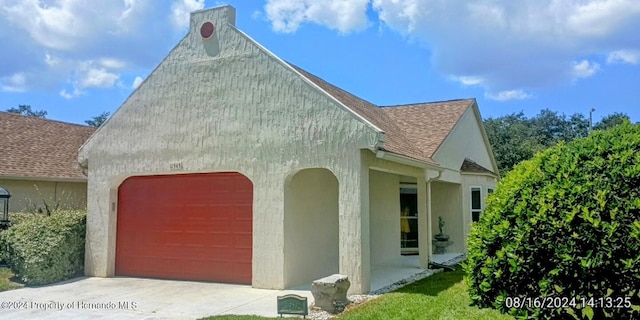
[289,65,474,165]
[0,112,96,181]
[460,158,496,175]
[380,99,473,159]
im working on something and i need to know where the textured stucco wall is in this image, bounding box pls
[0,179,87,212]
[430,181,464,253]
[283,168,339,288]
[369,170,400,266]
[433,107,494,172]
[79,6,378,293]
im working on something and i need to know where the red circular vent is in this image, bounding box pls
[200,22,215,39]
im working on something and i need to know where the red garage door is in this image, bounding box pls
[116,172,252,284]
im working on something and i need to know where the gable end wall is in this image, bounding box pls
[81,7,378,291]
[432,107,493,172]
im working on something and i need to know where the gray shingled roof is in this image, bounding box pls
[381,99,474,158]
[291,64,473,165]
[0,112,95,180]
[460,158,495,175]
[291,67,476,165]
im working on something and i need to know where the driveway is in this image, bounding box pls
[0,277,314,319]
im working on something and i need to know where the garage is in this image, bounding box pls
[115,172,253,284]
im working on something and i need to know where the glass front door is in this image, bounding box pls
[400,184,418,254]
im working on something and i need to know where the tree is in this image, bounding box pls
[483,109,615,176]
[530,109,591,145]
[530,109,567,145]
[465,123,640,319]
[484,112,546,176]
[566,113,590,140]
[84,111,110,127]
[6,105,47,118]
[593,112,630,131]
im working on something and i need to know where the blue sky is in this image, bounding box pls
[1,0,639,126]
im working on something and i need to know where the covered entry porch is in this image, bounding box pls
[367,154,465,292]
[370,253,465,292]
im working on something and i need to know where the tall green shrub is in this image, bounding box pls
[465,122,640,319]
[0,210,86,285]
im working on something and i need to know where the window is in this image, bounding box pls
[488,188,494,194]
[471,187,482,222]
[400,184,418,254]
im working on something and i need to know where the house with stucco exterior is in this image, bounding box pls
[79,5,498,294]
[0,112,94,213]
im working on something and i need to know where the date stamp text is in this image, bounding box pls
[505,296,632,309]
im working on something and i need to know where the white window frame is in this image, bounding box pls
[400,183,418,253]
[470,186,482,222]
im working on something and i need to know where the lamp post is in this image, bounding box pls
[589,108,596,134]
[0,186,11,230]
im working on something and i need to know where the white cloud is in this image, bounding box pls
[45,53,62,67]
[132,76,144,89]
[452,75,485,86]
[486,90,531,101]
[1,73,28,92]
[607,50,640,64]
[99,58,127,69]
[264,0,369,33]
[54,60,120,99]
[80,67,119,88]
[372,0,432,34]
[171,0,205,29]
[566,0,640,37]
[264,0,640,97]
[1,0,84,51]
[573,60,600,79]
[0,0,158,52]
[0,0,191,94]
[56,61,118,99]
[252,10,263,20]
[60,87,84,99]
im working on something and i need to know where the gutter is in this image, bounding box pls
[373,131,385,154]
[460,171,497,178]
[0,175,87,183]
[375,149,443,172]
[427,168,443,182]
[78,158,89,177]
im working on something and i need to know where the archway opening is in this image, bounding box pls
[283,168,339,288]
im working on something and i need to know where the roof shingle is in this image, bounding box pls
[460,158,495,175]
[0,112,95,180]
[380,99,473,158]
[291,64,442,164]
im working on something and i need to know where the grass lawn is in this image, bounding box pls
[337,267,512,320]
[200,266,513,320]
[0,267,24,291]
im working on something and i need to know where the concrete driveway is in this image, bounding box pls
[0,277,314,319]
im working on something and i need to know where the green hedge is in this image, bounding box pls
[465,122,640,319]
[0,210,86,285]
[7,212,40,226]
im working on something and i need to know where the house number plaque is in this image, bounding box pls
[169,162,183,170]
[277,294,308,318]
